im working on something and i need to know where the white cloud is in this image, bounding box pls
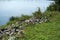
[0,0,53,17]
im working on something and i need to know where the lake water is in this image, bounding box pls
[0,0,53,26]
[0,17,9,26]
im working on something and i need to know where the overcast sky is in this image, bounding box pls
[0,0,53,17]
[0,0,54,26]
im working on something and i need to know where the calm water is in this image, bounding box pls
[0,0,53,26]
[0,17,9,26]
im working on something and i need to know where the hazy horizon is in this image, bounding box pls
[0,0,53,26]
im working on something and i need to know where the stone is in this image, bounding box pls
[8,36,16,40]
[19,26,24,30]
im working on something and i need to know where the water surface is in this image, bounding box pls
[0,0,53,26]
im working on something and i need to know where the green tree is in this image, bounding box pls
[47,0,60,11]
[9,16,19,21]
[20,14,31,20]
[32,7,42,18]
[9,16,15,21]
[47,3,58,11]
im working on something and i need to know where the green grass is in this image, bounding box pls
[22,22,60,40]
[17,12,60,40]
[0,12,60,40]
